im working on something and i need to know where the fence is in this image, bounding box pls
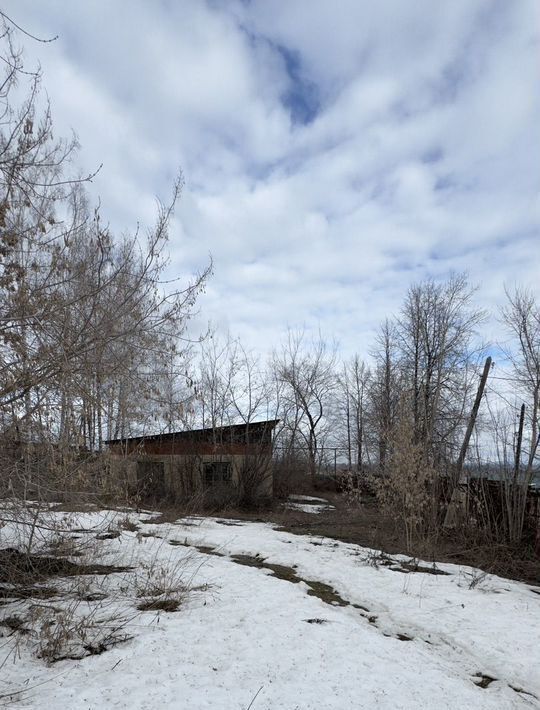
[272,446,363,478]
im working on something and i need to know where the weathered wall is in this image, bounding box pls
[108,452,273,500]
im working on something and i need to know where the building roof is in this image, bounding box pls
[105,419,280,447]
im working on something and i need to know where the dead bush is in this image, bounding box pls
[237,453,273,509]
[273,454,310,499]
[117,515,140,533]
[174,456,203,500]
[339,471,361,508]
[33,601,132,663]
[133,557,189,603]
[376,406,436,552]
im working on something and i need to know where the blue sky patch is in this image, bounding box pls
[275,43,320,126]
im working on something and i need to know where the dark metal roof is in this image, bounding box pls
[105,419,280,446]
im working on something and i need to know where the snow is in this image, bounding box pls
[283,495,335,513]
[282,502,334,513]
[1,510,539,709]
[288,495,331,503]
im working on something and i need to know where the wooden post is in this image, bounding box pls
[454,356,492,486]
[514,403,525,482]
[346,395,352,469]
[444,356,492,527]
[509,403,527,543]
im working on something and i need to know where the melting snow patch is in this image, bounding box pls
[284,494,335,514]
[283,501,334,513]
[1,509,538,709]
[288,495,331,503]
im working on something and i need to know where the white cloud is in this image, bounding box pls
[3,0,539,361]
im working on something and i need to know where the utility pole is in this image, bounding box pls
[514,403,525,483]
[444,356,493,528]
[454,356,492,487]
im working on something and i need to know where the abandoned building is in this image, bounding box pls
[106,420,279,501]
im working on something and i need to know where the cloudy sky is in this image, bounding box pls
[5,0,540,359]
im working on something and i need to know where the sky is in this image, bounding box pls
[3,0,540,360]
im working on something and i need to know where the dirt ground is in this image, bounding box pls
[51,489,539,586]
[152,491,540,587]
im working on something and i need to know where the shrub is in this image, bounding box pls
[376,406,436,552]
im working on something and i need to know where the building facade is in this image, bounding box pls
[106,420,279,502]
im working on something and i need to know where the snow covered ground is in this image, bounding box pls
[1,509,539,709]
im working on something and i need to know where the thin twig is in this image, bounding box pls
[0,11,58,43]
[246,685,264,710]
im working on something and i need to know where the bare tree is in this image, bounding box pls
[501,286,540,473]
[274,330,337,480]
[196,333,236,431]
[482,397,536,544]
[195,332,272,431]
[0,18,210,512]
[338,355,371,470]
[396,273,486,465]
[369,319,400,471]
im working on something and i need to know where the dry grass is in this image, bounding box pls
[0,506,198,669]
[34,600,133,663]
[133,557,190,609]
[137,598,180,612]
